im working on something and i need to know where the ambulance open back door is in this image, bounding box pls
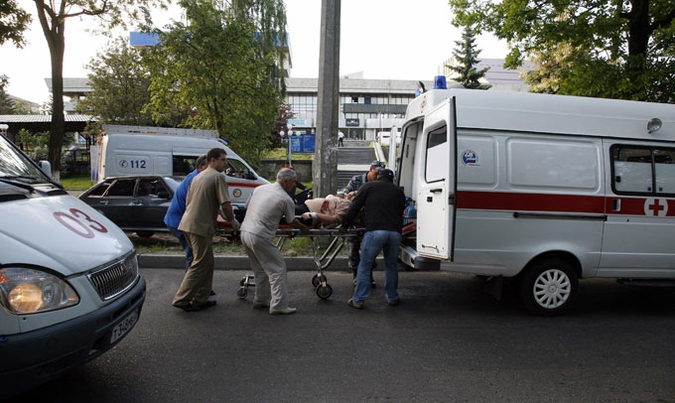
[415,97,458,261]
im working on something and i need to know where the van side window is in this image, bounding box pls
[172,156,198,177]
[425,126,447,183]
[611,145,675,195]
[226,159,253,179]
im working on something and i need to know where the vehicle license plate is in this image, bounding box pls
[110,309,139,344]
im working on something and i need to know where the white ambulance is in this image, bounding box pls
[396,82,675,315]
[0,133,145,397]
[95,125,269,207]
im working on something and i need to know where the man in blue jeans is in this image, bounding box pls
[163,155,207,271]
[339,168,406,309]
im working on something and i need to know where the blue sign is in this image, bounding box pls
[290,137,302,153]
[301,134,315,153]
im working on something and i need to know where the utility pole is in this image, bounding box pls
[313,0,340,197]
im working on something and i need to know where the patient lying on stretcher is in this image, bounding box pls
[296,193,354,228]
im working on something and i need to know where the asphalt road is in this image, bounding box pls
[8,267,675,403]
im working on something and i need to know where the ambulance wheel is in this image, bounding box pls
[316,283,333,299]
[236,287,247,299]
[519,258,578,316]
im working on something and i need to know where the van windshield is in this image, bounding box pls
[0,134,50,183]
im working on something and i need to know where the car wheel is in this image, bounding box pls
[136,231,154,238]
[519,258,578,316]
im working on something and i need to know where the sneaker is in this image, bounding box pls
[347,298,363,309]
[387,299,400,306]
[269,307,297,315]
[252,300,270,309]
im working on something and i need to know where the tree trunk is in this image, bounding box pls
[35,1,66,182]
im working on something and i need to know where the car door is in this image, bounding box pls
[600,142,675,277]
[133,177,172,230]
[100,178,137,229]
[416,97,458,261]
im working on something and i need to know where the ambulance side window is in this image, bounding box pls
[655,149,675,194]
[173,156,197,177]
[425,126,447,183]
[611,145,675,196]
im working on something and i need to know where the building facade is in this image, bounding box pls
[52,62,528,142]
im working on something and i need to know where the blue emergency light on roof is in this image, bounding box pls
[434,76,447,89]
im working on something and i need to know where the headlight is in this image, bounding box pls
[0,267,79,314]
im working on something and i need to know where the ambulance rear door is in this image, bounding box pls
[416,96,458,261]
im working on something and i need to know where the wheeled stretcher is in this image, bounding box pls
[232,225,364,300]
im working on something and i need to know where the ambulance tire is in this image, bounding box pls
[519,258,578,316]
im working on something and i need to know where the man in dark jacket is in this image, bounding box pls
[339,169,406,309]
[341,160,385,286]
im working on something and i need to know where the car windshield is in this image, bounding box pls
[0,134,50,183]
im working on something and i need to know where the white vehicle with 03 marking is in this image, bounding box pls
[0,133,146,398]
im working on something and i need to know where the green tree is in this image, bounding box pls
[0,75,15,114]
[448,0,675,102]
[77,37,154,126]
[143,0,287,163]
[0,0,31,47]
[28,0,166,181]
[447,26,491,90]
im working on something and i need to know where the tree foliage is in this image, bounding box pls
[0,0,31,47]
[0,75,15,114]
[447,26,491,89]
[29,0,166,181]
[77,37,155,126]
[271,103,294,148]
[143,0,287,163]
[448,0,675,102]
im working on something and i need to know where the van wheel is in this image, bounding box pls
[136,231,154,238]
[519,258,578,316]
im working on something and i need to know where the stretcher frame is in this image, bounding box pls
[234,226,363,300]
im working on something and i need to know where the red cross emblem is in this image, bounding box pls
[644,198,669,217]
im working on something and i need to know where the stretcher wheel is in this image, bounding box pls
[237,287,248,299]
[316,283,333,299]
[311,274,327,288]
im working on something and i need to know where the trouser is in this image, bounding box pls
[352,230,402,304]
[347,235,375,282]
[240,231,291,310]
[168,226,192,271]
[172,231,214,308]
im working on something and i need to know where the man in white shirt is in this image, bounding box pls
[239,168,310,315]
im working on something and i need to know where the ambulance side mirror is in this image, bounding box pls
[38,160,52,179]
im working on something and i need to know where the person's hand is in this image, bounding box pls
[338,225,347,234]
[300,223,310,235]
[301,212,317,221]
[229,218,241,231]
